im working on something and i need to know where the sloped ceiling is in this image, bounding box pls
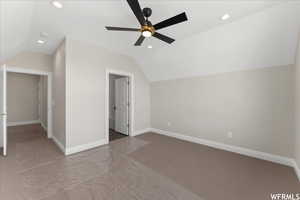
[1,1,300,81]
[139,2,300,81]
[0,1,35,62]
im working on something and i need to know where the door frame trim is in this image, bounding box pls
[105,69,134,144]
[1,65,7,156]
[5,66,53,139]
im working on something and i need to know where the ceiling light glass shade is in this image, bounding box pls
[142,30,152,38]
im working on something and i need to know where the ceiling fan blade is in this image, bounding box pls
[153,32,175,44]
[134,35,145,46]
[105,26,140,31]
[153,12,188,30]
[126,0,146,26]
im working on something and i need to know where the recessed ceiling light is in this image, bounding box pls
[37,40,45,44]
[221,14,230,21]
[51,1,63,8]
[147,45,153,49]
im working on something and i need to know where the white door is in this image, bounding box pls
[114,77,129,135]
[0,65,7,156]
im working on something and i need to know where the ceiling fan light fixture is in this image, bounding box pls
[142,30,152,38]
[105,0,188,46]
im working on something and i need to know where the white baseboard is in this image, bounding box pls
[7,120,40,127]
[41,122,47,132]
[291,160,300,182]
[132,128,151,136]
[65,139,107,156]
[51,135,65,154]
[150,128,294,167]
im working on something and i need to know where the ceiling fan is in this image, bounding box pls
[105,0,188,46]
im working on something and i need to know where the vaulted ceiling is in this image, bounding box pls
[1,0,300,81]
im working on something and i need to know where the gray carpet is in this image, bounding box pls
[0,124,299,200]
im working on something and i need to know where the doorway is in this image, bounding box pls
[106,70,134,143]
[7,72,46,127]
[0,65,53,156]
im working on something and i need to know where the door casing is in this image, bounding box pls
[105,69,134,144]
[0,65,7,156]
[5,66,53,139]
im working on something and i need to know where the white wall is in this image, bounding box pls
[7,72,39,124]
[65,38,150,148]
[151,65,294,157]
[39,76,47,129]
[294,35,300,169]
[5,52,53,72]
[53,41,66,147]
[3,51,52,127]
[1,51,52,150]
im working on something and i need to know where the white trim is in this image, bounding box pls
[47,75,53,138]
[65,139,107,156]
[291,160,300,182]
[150,128,294,167]
[38,78,41,124]
[7,120,40,127]
[41,122,47,132]
[105,69,134,144]
[51,135,65,154]
[132,128,151,136]
[1,64,7,156]
[6,66,51,76]
[6,66,53,139]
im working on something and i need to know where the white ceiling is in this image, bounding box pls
[140,2,300,81]
[1,0,300,81]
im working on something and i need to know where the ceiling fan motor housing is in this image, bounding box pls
[143,7,152,18]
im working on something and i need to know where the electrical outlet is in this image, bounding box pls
[227,132,233,138]
[167,122,171,127]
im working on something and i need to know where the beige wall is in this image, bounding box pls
[5,52,53,72]
[65,38,150,148]
[53,41,66,147]
[151,65,294,157]
[294,36,300,168]
[39,76,47,128]
[7,72,39,123]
